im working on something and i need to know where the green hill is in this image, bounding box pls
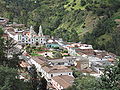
[1,0,120,55]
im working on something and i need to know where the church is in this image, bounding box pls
[6,25,47,45]
[16,25,46,45]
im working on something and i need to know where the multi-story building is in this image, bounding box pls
[5,25,46,45]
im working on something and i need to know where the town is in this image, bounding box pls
[0,17,117,90]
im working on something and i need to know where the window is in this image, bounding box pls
[51,74,53,77]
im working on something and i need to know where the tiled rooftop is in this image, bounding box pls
[52,75,74,89]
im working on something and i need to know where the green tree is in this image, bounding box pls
[53,52,63,59]
[100,59,120,90]
[80,0,86,6]
[0,66,28,90]
[67,75,100,90]
[73,70,84,78]
[0,28,5,63]
[70,29,79,42]
[37,77,47,90]
[29,64,38,90]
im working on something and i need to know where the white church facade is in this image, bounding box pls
[6,25,47,45]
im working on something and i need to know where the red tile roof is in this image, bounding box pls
[31,56,47,65]
[42,66,72,73]
[52,75,74,89]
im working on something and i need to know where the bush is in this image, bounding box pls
[53,52,63,58]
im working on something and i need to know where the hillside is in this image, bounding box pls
[1,0,120,55]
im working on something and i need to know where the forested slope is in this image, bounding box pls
[0,0,120,55]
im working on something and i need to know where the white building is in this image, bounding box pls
[27,56,73,82]
[5,25,46,45]
[28,56,47,72]
[41,65,73,82]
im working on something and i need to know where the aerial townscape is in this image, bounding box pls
[0,0,120,90]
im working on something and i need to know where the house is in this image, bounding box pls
[51,75,74,90]
[94,50,107,59]
[46,41,60,48]
[41,65,73,82]
[67,43,94,56]
[28,56,47,73]
[47,58,75,66]
[6,24,25,28]
[4,27,16,38]
[0,18,9,26]
[19,60,31,70]
[74,56,89,70]
[27,56,73,82]
[47,56,89,66]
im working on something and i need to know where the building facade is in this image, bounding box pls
[6,25,46,45]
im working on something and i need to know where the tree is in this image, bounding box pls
[28,65,47,90]
[100,59,120,90]
[0,66,28,90]
[67,75,100,90]
[73,70,84,78]
[0,27,22,68]
[80,0,86,6]
[53,52,63,59]
[70,29,79,42]
[37,77,47,90]
[0,28,5,64]
[29,64,38,90]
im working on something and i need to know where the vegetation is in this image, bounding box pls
[0,66,30,90]
[53,51,63,59]
[0,28,31,89]
[1,0,120,55]
[28,65,47,90]
[67,76,100,90]
[99,59,120,90]
[0,28,21,68]
[26,46,48,56]
[1,0,120,89]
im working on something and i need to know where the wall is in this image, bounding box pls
[51,79,63,90]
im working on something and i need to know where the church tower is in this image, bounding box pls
[38,25,43,36]
[30,26,36,36]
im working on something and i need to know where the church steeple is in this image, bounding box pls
[30,26,36,35]
[38,25,43,36]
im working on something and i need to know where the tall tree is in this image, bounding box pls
[0,27,5,64]
[37,77,47,90]
[29,64,38,90]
